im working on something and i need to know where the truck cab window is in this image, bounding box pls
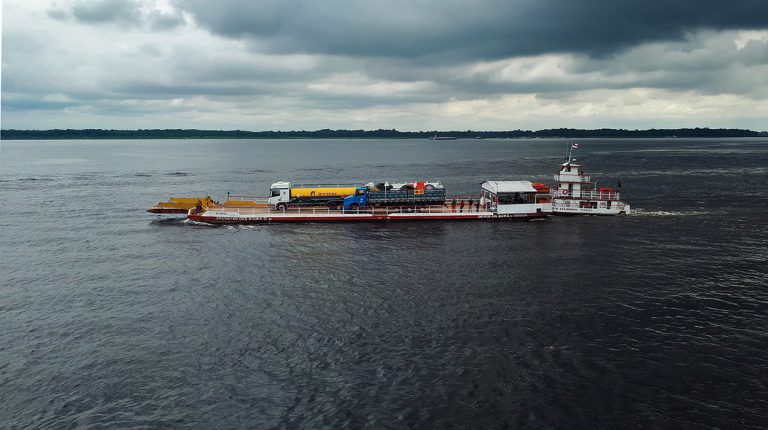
[271,189,281,197]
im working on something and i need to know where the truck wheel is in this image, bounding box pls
[349,203,359,210]
[276,203,287,211]
[425,184,435,190]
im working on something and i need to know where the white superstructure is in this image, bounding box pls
[480,180,552,216]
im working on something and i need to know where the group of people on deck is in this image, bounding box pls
[450,198,482,213]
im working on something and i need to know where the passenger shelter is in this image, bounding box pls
[481,181,543,214]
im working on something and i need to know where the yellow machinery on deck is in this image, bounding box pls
[147,196,215,214]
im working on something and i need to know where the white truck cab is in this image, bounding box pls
[268,182,291,208]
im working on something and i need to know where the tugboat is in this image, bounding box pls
[551,144,630,215]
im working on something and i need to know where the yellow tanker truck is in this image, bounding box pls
[268,182,358,210]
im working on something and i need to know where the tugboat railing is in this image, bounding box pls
[551,190,621,200]
[554,174,591,182]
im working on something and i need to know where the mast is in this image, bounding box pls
[566,142,578,163]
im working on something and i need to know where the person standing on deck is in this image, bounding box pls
[475,200,480,212]
[459,201,465,213]
[468,198,473,212]
[451,199,457,213]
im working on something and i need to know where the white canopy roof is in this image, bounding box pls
[481,180,536,194]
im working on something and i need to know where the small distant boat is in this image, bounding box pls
[430,135,457,140]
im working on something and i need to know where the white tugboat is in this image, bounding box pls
[551,144,630,215]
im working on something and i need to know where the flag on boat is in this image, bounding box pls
[571,143,579,149]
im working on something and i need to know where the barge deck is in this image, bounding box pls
[188,204,546,224]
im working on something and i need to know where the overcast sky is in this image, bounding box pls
[3,0,768,130]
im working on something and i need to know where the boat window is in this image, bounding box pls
[498,193,533,204]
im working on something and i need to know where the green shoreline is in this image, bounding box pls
[1,127,766,140]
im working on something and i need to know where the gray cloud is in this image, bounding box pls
[146,10,185,31]
[51,0,185,29]
[46,7,68,21]
[71,0,141,25]
[1,98,77,112]
[109,81,279,98]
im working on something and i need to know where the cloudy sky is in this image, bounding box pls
[3,0,768,130]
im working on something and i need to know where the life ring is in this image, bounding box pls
[561,189,569,196]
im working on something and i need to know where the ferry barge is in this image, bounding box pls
[187,181,550,224]
[149,148,629,224]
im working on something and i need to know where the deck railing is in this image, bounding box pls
[208,203,493,217]
[224,195,270,203]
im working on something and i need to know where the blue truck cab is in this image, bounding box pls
[343,187,368,210]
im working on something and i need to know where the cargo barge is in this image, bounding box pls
[187,181,550,224]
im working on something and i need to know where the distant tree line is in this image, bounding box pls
[1,127,765,140]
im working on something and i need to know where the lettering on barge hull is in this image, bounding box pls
[495,213,541,218]
[189,213,546,224]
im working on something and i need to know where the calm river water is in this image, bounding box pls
[1,138,767,428]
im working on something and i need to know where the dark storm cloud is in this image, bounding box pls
[351,29,768,100]
[177,0,768,60]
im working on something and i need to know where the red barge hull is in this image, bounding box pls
[187,211,546,224]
